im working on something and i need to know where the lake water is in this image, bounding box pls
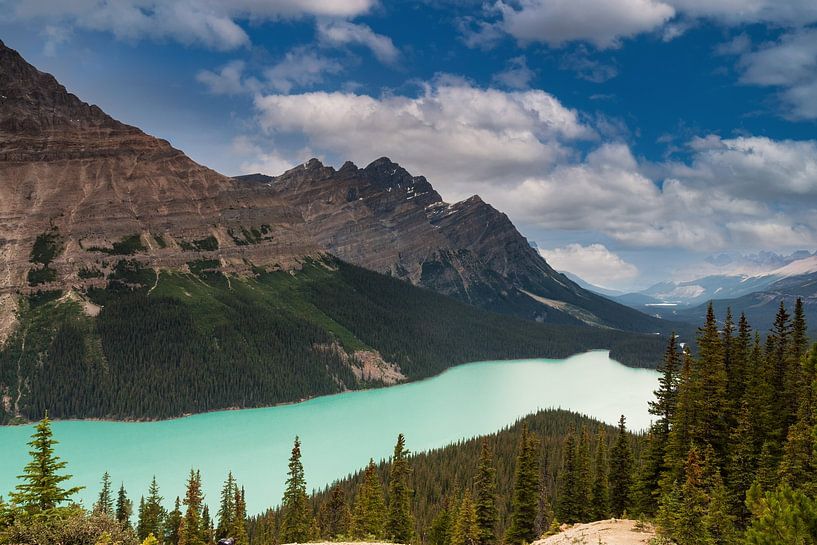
[0,351,659,515]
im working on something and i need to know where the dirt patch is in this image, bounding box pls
[351,350,406,384]
[0,293,19,346]
[534,519,656,545]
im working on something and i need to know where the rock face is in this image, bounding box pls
[0,40,667,337]
[0,40,318,306]
[238,159,669,331]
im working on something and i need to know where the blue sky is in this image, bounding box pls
[2,0,817,290]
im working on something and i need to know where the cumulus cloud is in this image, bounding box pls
[7,0,377,50]
[539,244,639,288]
[248,77,817,252]
[668,0,817,26]
[253,79,594,194]
[732,28,817,119]
[317,20,400,64]
[495,0,675,49]
[264,47,344,94]
[464,0,817,51]
[196,60,260,95]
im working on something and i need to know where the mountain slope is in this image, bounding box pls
[0,258,665,423]
[236,161,676,334]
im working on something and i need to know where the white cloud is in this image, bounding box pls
[496,0,675,49]
[492,56,535,89]
[196,60,260,95]
[539,243,639,288]
[668,0,817,26]
[264,47,344,93]
[733,28,817,119]
[250,76,817,252]
[317,20,400,65]
[466,0,817,52]
[8,0,377,50]
[253,79,594,196]
[230,136,302,175]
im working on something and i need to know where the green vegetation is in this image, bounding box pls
[88,234,148,255]
[1,257,667,422]
[180,236,219,252]
[26,266,56,286]
[29,231,62,265]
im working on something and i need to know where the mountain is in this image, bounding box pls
[614,251,817,314]
[236,160,675,333]
[560,271,625,298]
[0,40,672,422]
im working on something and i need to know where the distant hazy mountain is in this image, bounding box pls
[615,253,817,330]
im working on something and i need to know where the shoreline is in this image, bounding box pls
[3,349,618,427]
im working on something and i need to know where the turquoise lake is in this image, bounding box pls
[0,351,659,515]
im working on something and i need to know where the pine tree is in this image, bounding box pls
[202,504,214,544]
[165,497,183,545]
[217,472,237,539]
[506,424,540,544]
[692,303,729,463]
[451,490,479,545]
[555,428,579,523]
[10,413,83,512]
[575,428,592,521]
[609,415,633,518]
[96,472,114,515]
[473,439,497,545]
[181,469,205,545]
[744,483,817,545]
[664,346,695,486]
[766,302,792,446]
[428,496,454,545]
[352,459,387,540]
[318,485,351,540]
[590,428,610,520]
[387,433,414,543]
[116,483,133,527]
[670,447,710,545]
[231,488,249,545]
[138,477,166,541]
[726,401,757,523]
[281,436,312,544]
[703,474,737,545]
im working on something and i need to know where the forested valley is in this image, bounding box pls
[0,258,666,424]
[2,299,816,544]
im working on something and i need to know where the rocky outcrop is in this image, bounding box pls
[249,158,671,331]
[0,39,319,309]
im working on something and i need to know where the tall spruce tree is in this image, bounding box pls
[96,472,114,515]
[181,469,205,545]
[555,428,579,524]
[319,485,351,540]
[609,415,633,518]
[474,439,498,545]
[352,459,387,540]
[692,304,729,464]
[231,487,249,545]
[116,483,133,527]
[387,433,414,543]
[217,472,237,539]
[165,497,183,545]
[10,414,82,512]
[281,436,312,544]
[137,477,165,541]
[451,490,479,545]
[506,424,541,544]
[590,428,610,520]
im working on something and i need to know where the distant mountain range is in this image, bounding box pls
[0,40,676,422]
[582,252,817,331]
